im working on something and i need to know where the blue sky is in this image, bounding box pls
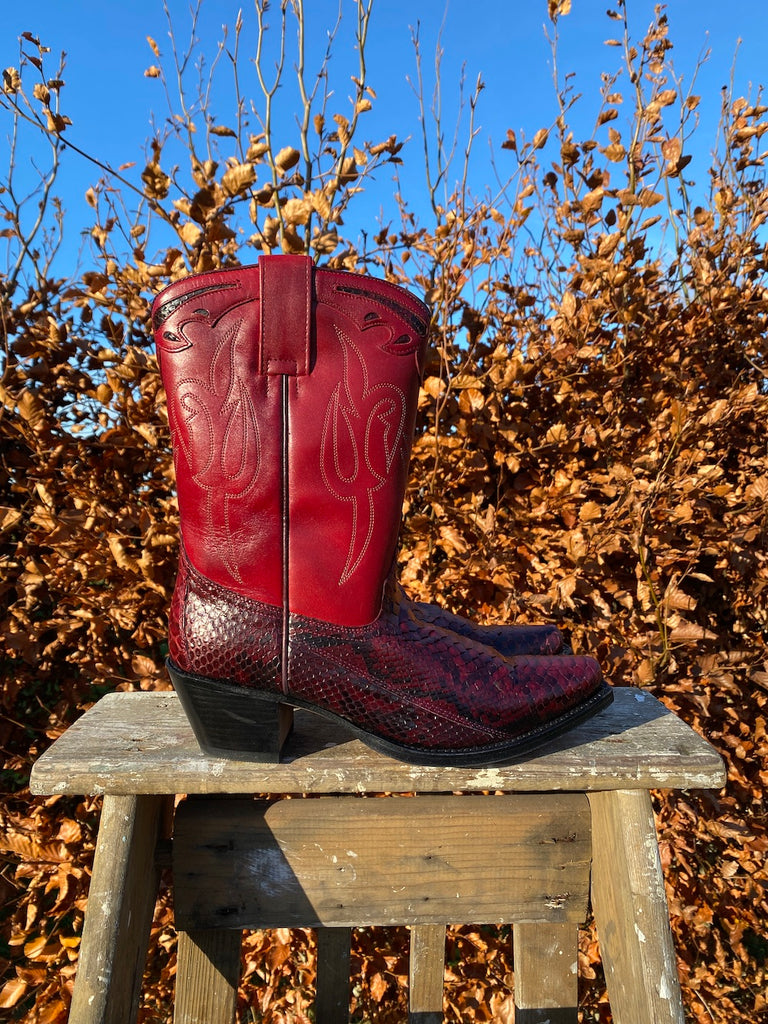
[3,0,768,270]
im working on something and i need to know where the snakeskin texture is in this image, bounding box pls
[397,584,564,657]
[170,546,604,756]
[169,544,282,693]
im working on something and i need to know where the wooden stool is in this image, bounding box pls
[30,687,725,1024]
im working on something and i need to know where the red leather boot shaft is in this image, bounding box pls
[153,257,429,626]
[153,268,284,606]
[287,273,428,624]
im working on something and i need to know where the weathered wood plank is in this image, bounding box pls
[30,688,726,796]
[588,789,686,1024]
[174,928,242,1024]
[173,794,591,929]
[68,794,162,1024]
[409,924,445,1022]
[514,921,579,1023]
[315,927,351,1024]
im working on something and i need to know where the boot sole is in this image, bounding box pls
[167,660,614,767]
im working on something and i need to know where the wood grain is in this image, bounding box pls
[30,687,726,797]
[409,924,445,1021]
[172,794,591,929]
[514,921,578,1023]
[68,795,162,1024]
[174,929,241,1024]
[588,789,686,1024]
[315,928,352,1024]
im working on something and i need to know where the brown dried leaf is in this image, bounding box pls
[275,146,300,173]
[661,137,682,164]
[17,390,47,431]
[0,506,23,532]
[547,0,571,18]
[0,833,68,863]
[369,972,388,1002]
[597,108,619,126]
[439,525,469,555]
[2,66,21,93]
[221,162,256,197]
[579,501,602,522]
[669,621,719,642]
[0,977,28,1009]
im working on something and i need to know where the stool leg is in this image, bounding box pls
[69,794,163,1024]
[315,927,352,1023]
[513,922,579,1023]
[588,789,686,1024]
[174,928,242,1024]
[409,924,445,1023]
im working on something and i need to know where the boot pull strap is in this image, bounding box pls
[258,255,312,375]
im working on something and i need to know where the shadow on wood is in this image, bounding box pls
[173,794,591,930]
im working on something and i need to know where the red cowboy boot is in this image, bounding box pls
[153,256,611,766]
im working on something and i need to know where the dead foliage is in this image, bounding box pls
[1,3,766,1021]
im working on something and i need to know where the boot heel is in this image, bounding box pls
[167,661,294,763]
